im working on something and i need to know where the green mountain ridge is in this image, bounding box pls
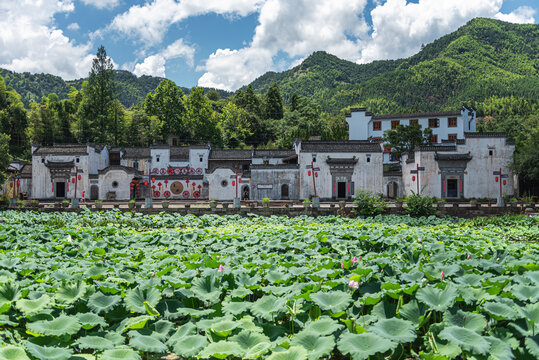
[248,17,539,114]
[0,68,233,108]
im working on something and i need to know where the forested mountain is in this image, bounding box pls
[249,18,539,114]
[0,69,232,108]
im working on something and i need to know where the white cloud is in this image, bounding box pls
[67,22,80,31]
[495,6,536,24]
[0,0,95,80]
[133,38,195,77]
[82,0,120,9]
[110,0,265,45]
[358,0,505,63]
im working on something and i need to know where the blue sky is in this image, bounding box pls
[0,0,536,91]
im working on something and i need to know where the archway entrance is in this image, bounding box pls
[241,185,249,200]
[90,185,99,200]
[281,184,289,200]
[387,182,398,198]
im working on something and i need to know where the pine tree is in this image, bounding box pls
[263,83,284,120]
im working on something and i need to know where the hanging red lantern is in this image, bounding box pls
[186,179,190,184]
[308,171,311,176]
[152,177,156,183]
[157,182,162,187]
[9,183,13,188]
[198,185,202,189]
[238,178,242,183]
[503,180,506,185]
[72,178,75,183]
[144,180,148,186]
[16,180,20,187]
[495,177,499,182]
[315,173,318,178]
[412,176,416,181]
[232,181,236,186]
[164,179,168,184]
[78,175,81,180]
[152,185,156,189]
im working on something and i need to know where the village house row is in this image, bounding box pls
[6,106,516,201]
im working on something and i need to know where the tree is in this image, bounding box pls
[109,100,126,145]
[290,93,299,112]
[185,87,220,144]
[145,79,186,143]
[383,124,433,161]
[512,114,539,182]
[0,75,27,157]
[219,102,252,149]
[0,133,11,185]
[263,83,284,120]
[79,45,116,142]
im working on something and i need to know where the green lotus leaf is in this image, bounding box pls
[76,312,106,330]
[511,284,539,302]
[16,294,50,316]
[77,335,115,350]
[290,332,334,360]
[121,315,152,333]
[0,345,30,360]
[124,286,162,314]
[438,326,490,355]
[518,302,539,325]
[223,301,252,315]
[302,316,343,335]
[524,271,539,285]
[337,333,396,360]
[369,318,416,343]
[24,342,73,360]
[54,282,86,305]
[167,322,198,346]
[210,319,239,337]
[129,334,167,353]
[251,295,286,321]
[171,335,208,358]
[525,335,539,358]
[27,315,81,337]
[244,342,273,359]
[399,300,428,327]
[69,355,95,360]
[190,276,222,305]
[198,341,244,359]
[371,300,397,319]
[485,336,514,360]
[88,292,121,314]
[483,301,518,320]
[266,346,308,360]
[231,287,253,299]
[230,330,271,355]
[0,283,20,310]
[310,291,351,313]
[444,309,486,333]
[100,347,142,360]
[143,301,160,317]
[152,319,174,339]
[416,286,457,312]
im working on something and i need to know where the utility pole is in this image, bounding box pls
[305,162,320,197]
[493,168,508,207]
[410,163,425,194]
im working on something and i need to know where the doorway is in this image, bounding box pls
[55,182,66,198]
[90,185,99,200]
[387,182,398,198]
[447,179,458,198]
[281,184,289,200]
[241,185,249,200]
[337,182,346,199]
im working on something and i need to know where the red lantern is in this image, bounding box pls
[152,177,156,183]
[152,185,156,189]
[78,175,81,180]
[186,179,190,184]
[16,180,20,187]
[232,181,236,186]
[72,178,75,183]
[164,179,168,184]
[9,183,13,188]
[315,173,318,178]
[157,182,162,187]
[308,171,311,176]
[503,180,506,185]
[495,177,499,182]
[144,181,148,186]
[198,185,202,189]
[412,176,416,181]
[238,178,242,183]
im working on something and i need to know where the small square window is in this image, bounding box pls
[448,117,458,127]
[429,118,439,128]
[366,156,371,163]
[199,156,203,162]
[76,158,80,163]
[156,156,160,162]
[373,121,381,131]
[448,134,457,141]
[409,119,419,125]
[41,158,45,163]
[430,134,438,143]
[391,120,400,130]
[312,155,317,163]
[489,149,493,156]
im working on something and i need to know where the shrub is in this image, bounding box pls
[262,197,270,203]
[303,198,311,203]
[404,191,437,217]
[353,189,387,217]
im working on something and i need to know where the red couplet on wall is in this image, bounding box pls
[347,182,350,194]
[460,180,463,193]
[72,178,75,183]
[333,182,336,194]
[315,173,318,178]
[238,178,242,183]
[442,180,446,192]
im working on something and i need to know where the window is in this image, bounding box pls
[373,121,381,131]
[156,156,160,163]
[76,158,80,163]
[366,156,371,163]
[448,134,457,141]
[199,156,203,162]
[41,158,45,163]
[312,154,317,163]
[112,181,118,188]
[263,160,269,165]
[448,117,457,127]
[221,180,228,187]
[391,120,400,130]
[390,154,397,162]
[172,138,178,146]
[133,161,139,170]
[489,149,494,156]
[429,118,439,128]
[409,119,419,125]
[430,134,438,143]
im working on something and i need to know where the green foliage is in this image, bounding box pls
[144,79,186,142]
[0,133,11,184]
[404,191,437,217]
[352,189,388,217]
[383,124,433,160]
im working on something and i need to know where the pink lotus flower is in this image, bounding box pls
[352,256,358,263]
[348,280,359,289]
[341,262,344,269]
[217,264,225,272]
[467,254,471,260]
[440,270,445,279]
[418,238,422,242]
[381,269,384,273]
[152,272,155,277]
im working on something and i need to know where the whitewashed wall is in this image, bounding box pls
[98,170,135,200]
[207,168,245,200]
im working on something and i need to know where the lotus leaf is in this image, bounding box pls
[88,292,121,314]
[0,346,30,360]
[416,286,457,312]
[369,318,416,343]
[129,334,167,353]
[171,335,208,358]
[27,315,81,337]
[251,295,286,321]
[290,332,334,360]
[198,341,244,359]
[76,312,106,330]
[100,348,142,360]
[266,346,308,360]
[310,291,351,313]
[438,326,490,355]
[77,335,115,350]
[16,294,50,316]
[125,286,162,314]
[337,333,396,360]
[444,309,486,333]
[24,342,73,360]
[302,316,343,335]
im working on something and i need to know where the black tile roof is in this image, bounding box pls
[250,164,299,169]
[209,150,252,160]
[33,145,88,156]
[98,165,143,175]
[464,132,507,138]
[435,153,472,161]
[416,145,457,152]
[300,141,382,153]
[20,164,32,178]
[253,149,296,158]
[371,110,461,120]
[121,148,151,159]
[170,147,190,161]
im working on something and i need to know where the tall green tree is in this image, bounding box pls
[144,79,186,142]
[0,133,11,185]
[185,87,220,143]
[79,45,116,143]
[383,124,433,161]
[219,102,252,149]
[263,83,284,120]
[0,75,27,157]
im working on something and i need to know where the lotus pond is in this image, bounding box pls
[0,211,538,360]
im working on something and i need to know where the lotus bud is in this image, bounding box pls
[440,270,444,279]
[352,256,358,263]
[341,262,344,269]
[418,238,422,242]
[152,272,155,277]
[217,264,225,272]
[467,254,471,260]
